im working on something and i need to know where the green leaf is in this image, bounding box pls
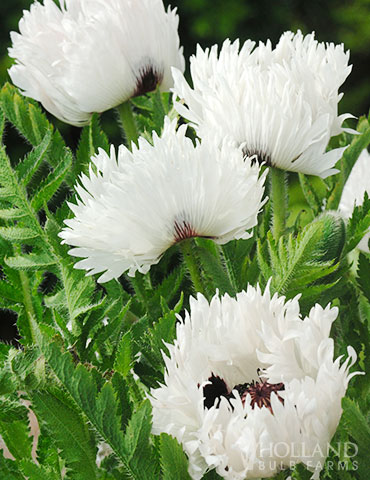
[298,173,322,215]
[31,389,98,480]
[1,83,66,173]
[0,106,5,141]
[150,310,177,361]
[16,128,53,185]
[160,433,191,480]
[0,280,23,304]
[32,329,143,479]
[0,419,32,461]
[195,245,235,296]
[341,397,370,477]
[19,461,60,480]
[123,400,158,479]
[0,208,26,220]
[327,116,370,209]
[0,226,38,242]
[257,215,342,303]
[74,113,109,177]
[0,397,28,423]
[344,193,370,254]
[357,253,370,302]
[114,331,133,378]
[0,455,24,479]
[31,148,73,211]
[5,252,56,270]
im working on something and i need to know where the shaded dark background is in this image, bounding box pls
[1,0,370,343]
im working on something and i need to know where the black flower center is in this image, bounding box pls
[134,65,163,97]
[202,373,285,414]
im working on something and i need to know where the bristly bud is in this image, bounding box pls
[312,211,346,263]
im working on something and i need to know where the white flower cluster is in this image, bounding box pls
[150,285,359,480]
[172,31,353,178]
[7,2,363,479]
[9,0,184,125]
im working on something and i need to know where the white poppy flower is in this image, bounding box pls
[150,284,360,480]
[8,0,185,126]
[172,30,353,178]
[339,149,370,252]
[59,119,267,282]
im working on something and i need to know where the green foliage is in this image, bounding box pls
[341,397,370,478]
[357,253,370,302]
[74,113,109,178]
[257,217,342,304]
[160,433,192,480]
[31,389,98,480]
[344,193,370,254]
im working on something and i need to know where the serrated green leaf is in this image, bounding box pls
[160,433,191,480]
[114,331,133,378]
[0,106,5,141]
[1,83,67,173]
[327,116,370,209]
[31,327,143,479]
[123,400,158,478]
[344,193,370,254]
[0,397,28,423]
[0,419,32,461]
[0,280,23,304]
[16,128,53,184]
[0,455,24,479]
[5,252,56,270]
[0,226,38,242]
[31,389,98,480]
[195,245,235,296]
[151,310,177,362]
[31,148,73,211]
[341,397,370,477]
[19,460,60,480]
[298,173,322,215]
[74,113,109,178]
[357,253,370,302]
[0,207,26,220]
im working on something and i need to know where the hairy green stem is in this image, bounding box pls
[117,101,139,149]
[270,167,288,240]
[179,239,206,295]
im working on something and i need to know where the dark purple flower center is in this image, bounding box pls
[134,65,163,97]
[174,220,198,242]
[173,220,215,243]
[202,374,285,414]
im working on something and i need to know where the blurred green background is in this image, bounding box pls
[0,0,369,343]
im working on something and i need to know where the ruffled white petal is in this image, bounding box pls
[339,149,370,252]
[150,285,359,479]
[172,31,352,178]
[60,119,266,282]
[9,0,184,126]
